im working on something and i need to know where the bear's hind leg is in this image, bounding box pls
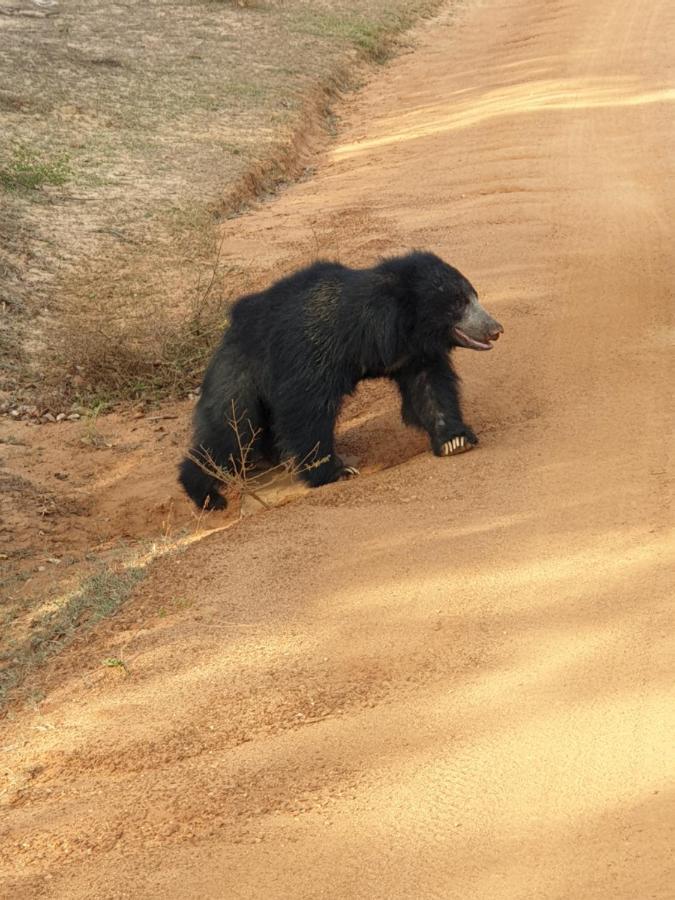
[255,401,282,468]
[180,382,268,510]
[178,453,227,511]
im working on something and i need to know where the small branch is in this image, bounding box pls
[0,8,59,18]
[200,232,227,308]
[92,227,137,244]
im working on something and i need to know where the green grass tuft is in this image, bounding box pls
[0,142,71,192]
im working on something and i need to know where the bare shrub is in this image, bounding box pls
[188,401,330,511]
[48,228,236,406]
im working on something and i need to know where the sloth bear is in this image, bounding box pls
[179,251,503,510]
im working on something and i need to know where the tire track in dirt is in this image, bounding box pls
[1,0,674,897]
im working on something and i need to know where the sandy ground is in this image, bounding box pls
[1,0,674,897]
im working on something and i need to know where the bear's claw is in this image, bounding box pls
[442,435,473,456]
[339,465,360,478]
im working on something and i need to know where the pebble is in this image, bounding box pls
[56,413,66,422]
[5,404,40,419]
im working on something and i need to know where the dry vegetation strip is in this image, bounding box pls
[0,0,444,412]
[0,565,144,707]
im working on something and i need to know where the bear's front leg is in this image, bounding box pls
[303,452,360,486]
[396,364,478,457]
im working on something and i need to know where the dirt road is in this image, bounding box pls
[2,0,673,897]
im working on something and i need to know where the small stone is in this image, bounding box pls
[67,413,80,421]
[43,413,56,423]
[56,413,66,422]
[10,409,20,418]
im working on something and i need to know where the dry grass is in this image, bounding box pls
[0,0,443,410]
[0,565,144,708]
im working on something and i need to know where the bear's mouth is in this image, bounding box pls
[452,326,499,351]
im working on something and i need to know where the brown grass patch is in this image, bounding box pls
[0,0,444,411]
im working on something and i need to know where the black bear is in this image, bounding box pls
[179,251,503,510]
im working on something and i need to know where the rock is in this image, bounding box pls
[67,413,80,421]
[43,413,56,423]
[56,413,66,422]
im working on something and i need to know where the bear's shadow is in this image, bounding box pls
[335,380,427,475]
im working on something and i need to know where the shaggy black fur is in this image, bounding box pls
[179,251,500,510]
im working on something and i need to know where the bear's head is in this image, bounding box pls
[411,252,503,354]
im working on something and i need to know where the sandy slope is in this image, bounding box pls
[1,0,673,897]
